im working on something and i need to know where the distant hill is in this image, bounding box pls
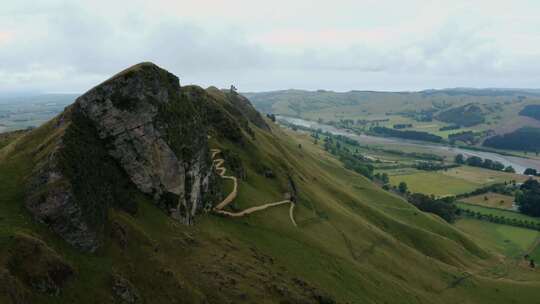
[244,88,540,117]
[244,88,540,146]
[484,127,540,152]
[519,104,540,121]
[436,103,486,127]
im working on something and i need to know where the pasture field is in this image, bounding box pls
[383,165,533,197]
[442,166,530,185]
[455,218,540,258]
[457,202,540,224]
[386,170,477,196]
[462,193,515,209]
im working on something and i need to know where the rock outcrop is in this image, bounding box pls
[112,273,140,303]
[74,63,219,223]
[25,63,220,252]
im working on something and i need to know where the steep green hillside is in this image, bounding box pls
[1,66,539,303]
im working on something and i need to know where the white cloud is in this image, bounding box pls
[2,0,540,92]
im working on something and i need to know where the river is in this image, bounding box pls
[278,116,540,175]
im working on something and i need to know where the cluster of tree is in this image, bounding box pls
[460,208,540,230]
[373,172,390,184]
[319,134,374,179]
[407,193,459,223]
[393,123,413,129]
[378,180,408,195]
[333,134,360,146]
[454,154,515,172]
[340,154,374,179]
[516,179,540,217]
[395,109,436,122]
[439,124,460,131]
[456,182,516,199]
[448,131,480,145]
[363,146,443,161]
[436,103,486,127]
[519,104,540,122]
[370,126,443,143]
[325,119,356,129]
[524,168,540,176]
[266,113,276,122]
[398,181,408,194]
[483,127,540,152]
[327,118,390,129]
[414,161,460,171]
[351,118,390,126]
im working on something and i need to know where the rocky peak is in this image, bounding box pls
[26,62,220,252]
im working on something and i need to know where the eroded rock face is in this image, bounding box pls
[26,63,220,251]
[73,63,218,224]
[25,113,102,252]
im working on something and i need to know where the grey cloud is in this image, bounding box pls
[2,1,540,92]
[0,4,268,91]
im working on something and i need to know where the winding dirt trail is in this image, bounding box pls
[210,149,297,227]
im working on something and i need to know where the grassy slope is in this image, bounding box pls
[462,193,515,209]
[455,219,539,258]
[1,116,540,303]
[384,166,532,196]
[388,170,477,196]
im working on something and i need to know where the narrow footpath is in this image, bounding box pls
[210,149,297,227]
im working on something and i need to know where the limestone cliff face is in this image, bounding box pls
[26,63,220,252]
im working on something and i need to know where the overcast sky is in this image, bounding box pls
[2,0,540,93]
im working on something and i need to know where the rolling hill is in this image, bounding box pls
[1,63,539,303]
[244,89,540,146]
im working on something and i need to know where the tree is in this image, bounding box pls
[266,113,276,122]
[504,166,516,173]
[398,182,408,194]
[407,193,458,223]
[381,173,390,184]
[492,161,505,171]
[465,156,483,167]
[516,179,540,217]
[483,158,494,169]
[524,168,538,176]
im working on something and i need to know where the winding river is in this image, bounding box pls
[278,116,540,175]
